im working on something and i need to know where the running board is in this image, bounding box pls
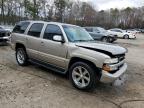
[29,59,67,74]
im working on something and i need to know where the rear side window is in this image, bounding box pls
[112,30,121,33]
[116,30,122,33]
[85,28,93,32]
[43,24,63,40]
[93,28,99,32]
[28,23,44,38]
[13,22,30,33]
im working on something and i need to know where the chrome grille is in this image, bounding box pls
[0,33,6,37]
[115,54,125,62]
[109,54,125,74]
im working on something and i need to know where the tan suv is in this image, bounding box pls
[11,21,127,90]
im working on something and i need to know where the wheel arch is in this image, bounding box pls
[123,34,129,39]
[68,57,101,78]
[15,43,26,51]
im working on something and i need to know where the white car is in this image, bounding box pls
[126,29,139,34]
[108,29,136,39]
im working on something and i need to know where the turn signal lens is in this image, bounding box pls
[102,64,111,72]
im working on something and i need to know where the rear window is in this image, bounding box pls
[13,21,30,34]
[27,23,44,38]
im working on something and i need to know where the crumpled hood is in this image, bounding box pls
[75,42,127,57]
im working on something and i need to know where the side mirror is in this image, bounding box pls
[53,35,65,43]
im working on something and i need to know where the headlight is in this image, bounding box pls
[103,58,119,72]
[102,64,118,72]
[104,58,118,64]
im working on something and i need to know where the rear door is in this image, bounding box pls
[115,30,123,38]
[85,27,100,40]
[92,28,102,40]
[26,23,44,60]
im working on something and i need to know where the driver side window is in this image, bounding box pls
[43,24,63,40]
[93,28,100,33]
[114,30,122,33]
[117,30,122,33]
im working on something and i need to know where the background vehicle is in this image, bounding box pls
[0,26,11,43]
[5,27,13,33]
[11,21,127,90]
[108,28,136,39]
[126,29,139,34]
[84,27,117,43]
[140,29,144,33]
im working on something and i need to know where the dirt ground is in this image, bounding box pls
[0,34,144,108]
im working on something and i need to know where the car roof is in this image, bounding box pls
[84,26,103,28]
[19,20,78,27]
[110,28,122,30]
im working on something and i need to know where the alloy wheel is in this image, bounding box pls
[72,66,90,88]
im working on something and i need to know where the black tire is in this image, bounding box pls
[69,62,99,91]
[123,35,129,39]
[16,48,28,66]
[107,37,113,43]
[101,37,108,42]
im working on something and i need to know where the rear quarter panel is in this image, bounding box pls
[11,33,27,50]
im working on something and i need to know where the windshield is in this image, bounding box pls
[62,25,94,42]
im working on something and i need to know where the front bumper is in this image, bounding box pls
[100,63,127,83]
[0,36,10,42]
[129,34,136,39]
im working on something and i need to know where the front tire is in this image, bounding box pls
[107,37,114,43]
[69,62,99,90]
[16,48,28,66]
[101,37,108,42]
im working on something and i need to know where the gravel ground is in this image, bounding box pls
[0,34,144,108]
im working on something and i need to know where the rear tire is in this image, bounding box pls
[16,48,28,66]
[123,35,129,39]
[69,62,99,91]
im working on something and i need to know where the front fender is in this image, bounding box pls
[67,49,110,70]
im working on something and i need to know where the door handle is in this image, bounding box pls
[41,41,44,46]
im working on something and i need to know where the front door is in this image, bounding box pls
[39,24,68,69]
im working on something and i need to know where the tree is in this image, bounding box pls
[54,0,70,22]
[24,0,29,18]
[0,0,144,29]
[1,0,5,23]
[26,0,39,20]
